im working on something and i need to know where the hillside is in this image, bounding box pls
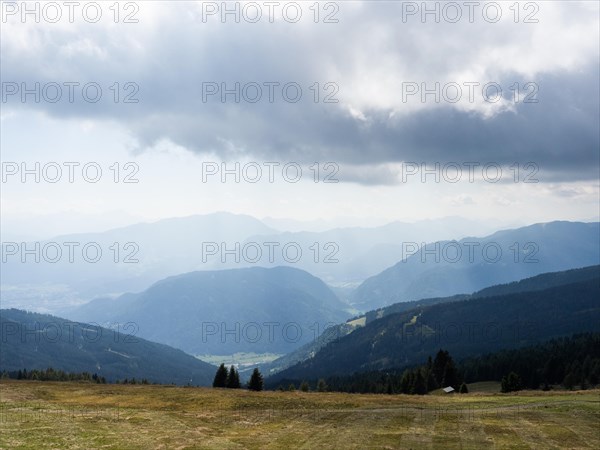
[351,221,600,310]
[0,309,216,385]
[271,333,600,394]
[67,266,351,355]
[472,264,600,298]
[269,275,600,382]
[262,266,599,376]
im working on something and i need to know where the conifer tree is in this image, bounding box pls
[433,350,452,387]
[226,365,241,389]
[213,363,228,388]
[501,372,523,392]
[412,370,427,395]
[247,368,264,391]
[442,359,459,389]
[317,379,328,392]
[399,370,412,394]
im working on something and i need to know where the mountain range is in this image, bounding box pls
[351,221,600,310]
[261,265,600,376]
[65,266,351,355]
[267,265,600,383]
[0,213,502,313]
[4,219,599,385]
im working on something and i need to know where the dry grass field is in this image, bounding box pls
[1,380,598,449]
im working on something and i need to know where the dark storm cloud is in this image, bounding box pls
[123,64,599,183]
[2,1,598,184]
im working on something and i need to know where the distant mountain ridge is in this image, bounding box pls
[351,221,600,310]
[66,266,351,355]
[239,216,500,285]
[0,309,216,385]
[1,213,501,313]
[1,212,277,302]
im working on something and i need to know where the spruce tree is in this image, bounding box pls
[412,370,427,395]
[213,363,228,388]
[226,365,241,389]
[433,350,452,387]
[501,372,523,393]
[442,359,459,389]
[248,368,263,391]
[508,372,522,392]
[317,379,328,392]
[562,372,576,390]
[384,374,394,394]
[300,381,310,392]
[425,356,436,391]
[399,370,412,394]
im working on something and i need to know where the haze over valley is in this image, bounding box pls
[1,1,599,448]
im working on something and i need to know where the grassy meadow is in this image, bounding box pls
[1,380,598,449]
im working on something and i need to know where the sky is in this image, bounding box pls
[1,1,599,239]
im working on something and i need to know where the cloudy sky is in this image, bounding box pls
[1,1,599,239]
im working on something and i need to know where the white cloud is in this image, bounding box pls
[1,1,598,230]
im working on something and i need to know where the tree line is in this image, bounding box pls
[1,367,106,383]
[460,332,600,391]
[212,364,263,391]
[284,333,600,394]
[275,379,329,392]
[321,349,467,395]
